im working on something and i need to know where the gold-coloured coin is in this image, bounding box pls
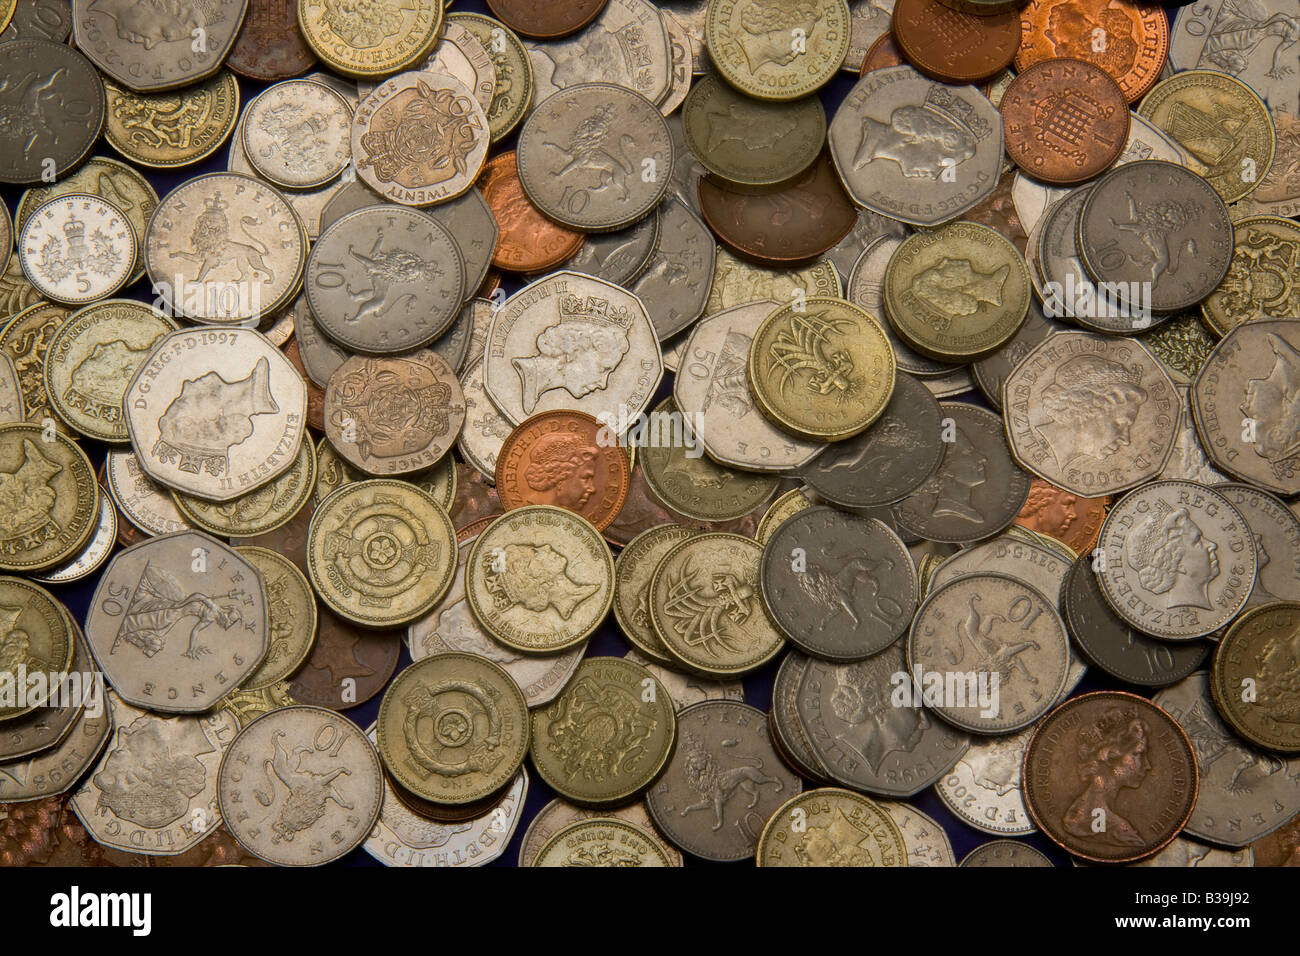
[648,532,785,677]
[221,680,295,728]
[756,787,908,867]
[748,297,896,442]
[755,487,816,545]
[532,818,674,867]
[102,72,241,168]
[450,12,533,143]
[235,546,319,691]
[1210,603,1300,754]
[1201,216,1300,336]
[613,524,697,664]
[314,437,456,512]
[0,424,99,572]
[530,656,677,806]
[705,248,841,316]
[377,652,528,805]
[43,299,177,443]
[0,577,73,720]
[298,0,443,79]
[173,439,316,538]
[0,0,15,35]
[705,0,851,102]
[1138,312,1219,386]
[0,302,73,437]
[465,504,612,654]
[307,479,457,628]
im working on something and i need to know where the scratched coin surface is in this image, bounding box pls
[756,787,907,866]
[0,423,98,572]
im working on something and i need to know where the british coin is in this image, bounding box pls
[451,12,534,143]
[936,726,1036,835]
[1003,332,1180,497]
[1156,671,1300,846]
[1024,690,1197,863]
[227,0,318,81]
[659,10,693,115]
[308,479,456,628]
[972,303,1065,411]
[0,303,68,435]
[893,0,1019,82]
[430,295,479,374]
[828,208,910,287]
[883,222,1029,362]
[960,840,1054,867]
[0,578,73,719]
[0,697,108,803]
[219,704,382,865]
[646,701,796,860]
[1251,812,1300,867]
[359,20,496,111]
[799,644,970,795]
[286,609,400,710]
[105,449,191,537]
[756,787,907,866]
[1201,217,1300,336]
[801,372,943,508]
[892,402,1032,545]
[770,649,831,780]
[880,801,955,866]
[102,72,240,169]
[930,532,1074,604]
[531,656,676,805]
[1139,312,1217,388]
[1215,484,1300,612]
[518,796,681,867]
[1014,476,1108,557]
[242,79,351,189]
[18,195,135,306]
[0,198,10,275]
[234,546,317,691]
[43,299,177,444]
[0,423,98,571]
[1131,835,1253,868]
[1236,109,1300,219]
[1063,555,1209,688]
[70,692,237,854]
[351,71,489,206]
[313,439,457,513]
[173,438,315,539]
[1017,0,1167,102]
[908,573,1070,733]
[762,507,916,660]
[0,258,40,321]
[705,0,850,101]
[0,40,104,184]
[614,524,697,663]
[409,538,585,708]
[124,328,306,502]
[673,301,824,471]
[0,796,147,868]
[1137,70,1274,205]
[706,248,841,315]
[843,0,896,72]
[0,0,71,43]
[755,487,815,546]
[297,0,441,78]
[1095,480,1255,640]
[1162,386,1230,486]
[1211,604,1300,753]
[487,0,608,39]
[458,358,512,479]
[483,271,662,429]
[145,173,307,324]
[649,532,785,677]
[478,152,586,272]
[0,620,90,760]
[532,817,674,866]
[31,495,117,585]
[1192,321,1300,497]
[1170,0,1299,112]
[466,505,613,654]
[624,648,746,712]
[630,197,714,340]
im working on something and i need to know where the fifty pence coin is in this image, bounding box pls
[18,195,135,306]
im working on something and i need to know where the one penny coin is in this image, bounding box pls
[892,0,1020,83]
[477,152,586,272]
[485,0,608,40]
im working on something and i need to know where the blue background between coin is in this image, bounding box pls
[1,0,1253,868]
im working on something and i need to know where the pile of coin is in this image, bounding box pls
[0,0,1298,869]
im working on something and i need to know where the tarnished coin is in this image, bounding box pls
[0,423,98,572]
[1133,836,1253,869]
[451,12,534,142]
[484,271,662,428]
[102,72,240,169]
[145,173,307,324]
[0,695,107,803]
[908,573,1070,733]
[649,532,785,677]
[705,0,850,101]
[44,299,176,444]
[531,656,676,806]
[286,609,401,710]
[762,507,916,661]
[893,402,1031,545]
[960,840,1053,867]
[351,71,489,207]
[614,524,698,663]
[242,79,352,189]
[748,297,895,442]
[478,151,586,272]
[105,450,191,538]
[1192,320,1300,497]
[466,505,613,654]
[936,726,1036,835]
[124,328,307,502]
[828,65,1004,226]
[234,546,317,691]
[1211,604,1300,754]
[518,796,681,867]
[378,652,528,806]
[1201,217,1300,337]
[1024,691,1197,863]
[757,787,906,866]
[219,705,382,865]
[227,0,318,81]
[315,436,457,514]
[0,578,73,719]
[0,40,105,184]
[457,358,511,480]
[532,817,673,866]
[883,222,1030,362]
[673,301,824,472]
[173,438,315,539]
[69,693,238,855]
[308,479,456,628]
[1215,484,1300,612]
[19,194,135,306]
[1095,480,1255,640]
[1251,813,1300,867]
[297,0,441,79]
[630,196,715,339]
[646,701,796,860]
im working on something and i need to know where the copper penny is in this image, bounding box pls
[893,0,1020,82]
[1000,58,1130,184]
[860,31,906,76]
[496,410,630,532]
[449,462,505,532]
[0,798,146,867]
[485,0,609,40]
[226,0,317,81]
[284,336,326,432]
[1014,478,1110,556]
[286,609,402,711]
[478,152,586,273]
[149,827,274,867]
[603,463,679,547]
[1016,0,1168,104]
[697,152,857,266]
[1023,691,1197,863]
[959,167,1029,254]
[1251,812,1300,867]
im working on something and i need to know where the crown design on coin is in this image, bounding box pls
[62,214,85,243]
[558,293,634,330]
[923,86,992,141]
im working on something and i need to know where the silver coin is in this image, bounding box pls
[827,206,909,286]
[828,66,1004,227]
[218,705,383,866]
[920,367,975,398]
[972,300,1066,410]
[770,649,831,780]
[559,210,660,286]
[306,205,466,354]
[517,83,671,232]
[1162,387,1230,485]
[935,726,1037,836]
[1154,672,1300,847]
[659,0,708,75]
[1170,0,1300,114]
[242,79,353,190]
[293,295,346,389]
[960,840,1054,867]
[432,296,478,375]
[1129,836,1253,868]
[665,112,706,216]
[31,491,118,585]
[105,449,191,536]
[0,40,104,185]
[358,20,497,111]
[623,648,745,711]
[1213,483,1300,611]
[19,194,135,305]
[848,236,956,377]
[457,357,512,480]
[0,0,73,43]
[879,800,955,866]
[843,0,897,72]
[632,195,716,340]
[424,188,500,298]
